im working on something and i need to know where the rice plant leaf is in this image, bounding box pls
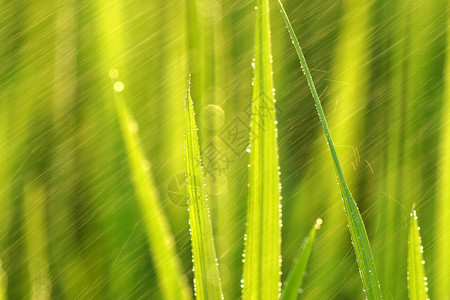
[275,1,382,299]
[242,0,282,299]
[114,89,192,300]
[281,218,322,300]
[184,79,223,300]
[407,206,429,300]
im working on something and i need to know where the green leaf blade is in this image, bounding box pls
[242,0,282,299]
[184,80,223,300]
[281,219,322,300]
[114,91,192,300]
[275,1,382,299]
[408,207,429,300]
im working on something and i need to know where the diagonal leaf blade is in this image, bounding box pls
[281,218,322,300]
[114,88,192,300]
[184,79,223,300]
[407,206,429,300]
[275,1,382,299]
[242,0,282,298]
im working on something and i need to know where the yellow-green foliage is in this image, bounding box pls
[281,219,322,300]
[242,0,282,298]
[114,92,192,300]
[407,208,429,300]
[276,1,382,298]
[184,81,223,299]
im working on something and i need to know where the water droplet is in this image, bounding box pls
[114,81,124,92]
[128,120,139,133]
[141,160,151,171]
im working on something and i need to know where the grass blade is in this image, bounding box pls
[113,86,192,300]
[242,0,281,298]
[184,79,223,299]
[407,206,429,300]
[275,1,382,299]
[299,0,370,296]
[281,218,322,300]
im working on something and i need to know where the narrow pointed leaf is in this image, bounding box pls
[281,218,322,300]
[408,206,429,300]
[184,80,223,300]
[114,90,192,300]
[275,2,382,299]
[242,0,282,299]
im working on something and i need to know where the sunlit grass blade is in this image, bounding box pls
[113,88,192,300]
[184,79,223,299]
[275,1,382,299]
[281,218,322,300]
[242,0,281,299]
[407,206,429,300]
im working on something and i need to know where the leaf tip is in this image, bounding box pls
[410,203,418,219]
[187,74,192,91]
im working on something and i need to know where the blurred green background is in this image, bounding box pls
[0,0,449,299]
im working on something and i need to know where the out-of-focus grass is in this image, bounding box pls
[114,89,192,300]
[0,0,447,298]
[23,181,51,300]
[276,0,382,298]
[0,264,5,300]
[436,7,450,297]
[374,0,408,298]
[407,207,429,300]
[290,0,371,297]
[242,0,281,298]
